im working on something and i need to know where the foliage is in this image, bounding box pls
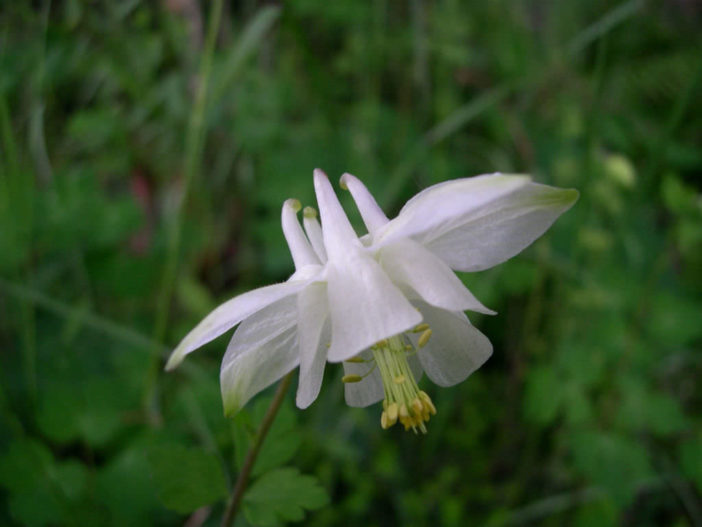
[0,0,701,526]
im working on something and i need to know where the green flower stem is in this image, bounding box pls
[221,372,294,527]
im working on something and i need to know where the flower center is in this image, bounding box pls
[344,325,437,434]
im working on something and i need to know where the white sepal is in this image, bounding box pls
[411,300,492,387]
[343,350,385,408]
[165,278,311,371]
[379,239,495,314]
[220,296,299,416]
[325,252,422,362]
[375,174,578,271]
[295,283,330,409]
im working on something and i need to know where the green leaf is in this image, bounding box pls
[36,379,128,447]
[96,443,161,525]
[647,291,702,348]
[679,435,702,492]
[574,498,617,527]
[616,378,688,436]
[147,444,227,513]
[0,439,94,526]
[570,431,653,506]
[243,467,329,527]
[523,366,562,425]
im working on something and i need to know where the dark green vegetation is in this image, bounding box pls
[1,1,701,525]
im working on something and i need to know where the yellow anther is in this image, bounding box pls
[393,375,406,385]
[404,344,413,351]
[380,411,390,429]
[345,356,365,363]
[375,339,388,348]
[418,329,432,348]
[387,402,399,423]
[341,374,362,383]
[413,323,430,333]
[303,206,317,218]
[399,404,410,421]
[419,391,437,415]
[411,398,424,416]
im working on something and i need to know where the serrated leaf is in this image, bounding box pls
[147,444,227,513]
[243,467,329,526]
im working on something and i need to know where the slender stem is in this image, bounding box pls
[143,0,223,412]
[221,372,294,527]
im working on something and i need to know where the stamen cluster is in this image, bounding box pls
[343,325,437,433]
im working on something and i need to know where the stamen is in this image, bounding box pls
[342,374,362,383]
[371,334,437,434]
[418,329,432,348]
[412,323,430,333]
[345,356,366,363]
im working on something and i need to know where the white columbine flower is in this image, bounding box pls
[166,169,578,433]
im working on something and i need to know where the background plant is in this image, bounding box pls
[0,1,700,526]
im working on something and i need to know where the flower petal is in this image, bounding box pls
[295,283,330,409]
[302,207,328,262]
[313,169,363,258]
[220,296,299,416]
[412,300,492,387]
[339,173,389,234]
[376,174,579,271]
[326,252,422,362]
[343,350,384,407]
[165,279,310,371]
[282,199,319,269]
[379,239,495,314]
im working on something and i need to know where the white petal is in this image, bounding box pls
[282,199,319,269]
[295,283,330,409]
[343,350,384,407]
[412,300,493,387]
[220,296,299,416]
[165,279,310,370]
[302,207,328,262]
[326,252,422,362]
[339,173,389,234]
[379,239,495,315]
[313,169,363,258]
[375,174,579,271]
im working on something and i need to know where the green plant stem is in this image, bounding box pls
[221,372,294,527]
[143,0,223,413]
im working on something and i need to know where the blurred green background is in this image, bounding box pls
[1,1,701,526]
